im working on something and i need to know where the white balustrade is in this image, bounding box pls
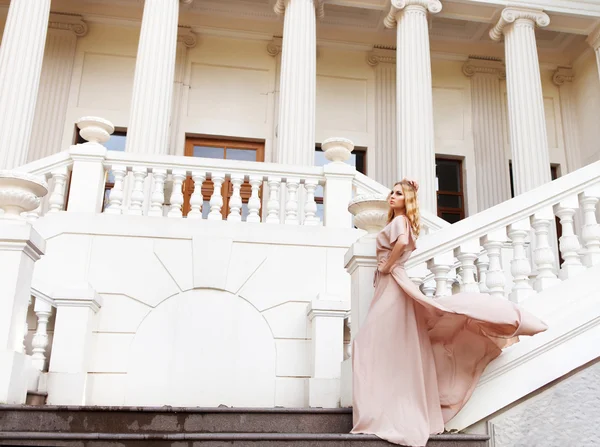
[227,174,244,222]
[579,186,600,267]
[475,252,490,293]
[247,175,262,223]
[31,297,53,371]
[148,169,167,217]
[507,219,534,303]
[303,179,320,226]
[128,166,148,216]
[208,172,225,221]
[168,169,186,218]
[531,207,560,291]
[105,165,127,215]
[284,178,300,225]
[47,168,69,213]
[555,196,585,280]
[427,252,454,298]
[455,240,481,293]
[188,171,205,219]
[266,177,282,224]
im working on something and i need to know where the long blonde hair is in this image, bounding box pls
[386,180,421,238]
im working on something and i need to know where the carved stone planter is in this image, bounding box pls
[0,171,48,219]
[76,116,114,144]
[322,137,354,163]
[348,194,389,235]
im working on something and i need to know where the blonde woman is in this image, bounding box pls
[350,179,547,447]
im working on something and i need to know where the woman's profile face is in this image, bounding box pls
[389,184,405,213]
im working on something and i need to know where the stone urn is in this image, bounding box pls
[76,116,114,145]
[322,137,354,163]
[348,194,389,235]
[0,171,48,219]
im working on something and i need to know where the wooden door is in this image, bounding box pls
[183,138,265,219]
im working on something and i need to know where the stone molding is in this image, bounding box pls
[462,57,506,79]
[367,48,396,66]
[552,67,575,86]
[586,25,600,50]
[384,0,442,29]
[490,7,550,41]
[177,26,197,48]
[48,13,88,37]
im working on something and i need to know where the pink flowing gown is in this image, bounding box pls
[350,215,548,447]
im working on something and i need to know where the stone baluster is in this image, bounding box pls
[421,279,436,298]
[285,178,300,225]
[168,169,186,218]
[48,168,69,213]
[508,219,534,302]
[208,172,225,221]
[148,169,167,217]
[228,174,244,222]
[427,252,454,297]
[580,186,600,267]
[531,207,560,291]
[455,240,481,293]
[303,179,320,226]
[475,252,490,293]
[104,165,127,215]
[554,196,585,280]
[188,171,205,219]
[31,298,53,371]
[482,229,507,299]
[22,296,32,353]
[266,177,282,224]
[127,167,148,216]
[247,175,262,223]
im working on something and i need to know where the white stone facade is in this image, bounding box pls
[0,0,599,443]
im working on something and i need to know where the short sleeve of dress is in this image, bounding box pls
[388,215,410,245]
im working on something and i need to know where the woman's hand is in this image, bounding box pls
[378,259,391,274]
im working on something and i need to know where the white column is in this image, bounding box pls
[587,26,600,80]
[384,0,441,213]
[29,14,88,163]
[490,8,551,195]
[169,26,197,156]
[47,284,102,405]
[553,67,582,173]
[463,58,511,209]
[0,0,51,169]
[367,49,397,188]
[274,0,323,166]
[125,0,180,155]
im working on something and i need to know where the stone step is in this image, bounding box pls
[0,432,489,447]
[0,406,353,434]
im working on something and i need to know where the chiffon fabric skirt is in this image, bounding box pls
[350,265,548,447]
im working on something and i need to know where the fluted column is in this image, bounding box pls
[587,27,600,82]
[169,26,197,155]
[491,8,551,195]
[463,58,511,209]
[553,68,582,173]
[125,0,180,155]
[274,0,323,166]
[367,49,397,188]
[29,14,88,162]
[0,0,51,169]
[384,0,441,212]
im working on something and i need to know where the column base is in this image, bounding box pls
[47,372,88,405]
[339,357,352,408]
[0,350,28,404]
[307,378,340,408]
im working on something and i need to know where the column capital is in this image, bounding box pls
[274,0,325,19]
[552,66,575,86]
[367,48,396,66]
[490,7,550,41]
[267,37,282,57]
[177,26,197,48]
[49,13,88,37]
[587,25,600,50]
[384,0,442,28]
[462,57,505,79]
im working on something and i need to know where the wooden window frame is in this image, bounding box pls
[183,137,265,219]
[436,157,465,223]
